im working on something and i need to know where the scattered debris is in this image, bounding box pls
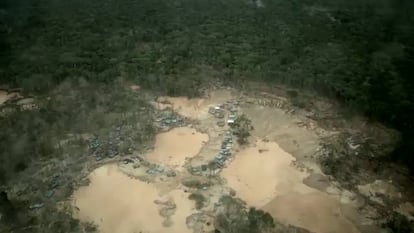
[215,111,225,118]
[155,110,186,129]
[130,85,141,91]
[88,125,137,161]
[146,164,166,175]
[209,106,225,118]
[29,203,44,210]
[45,190,55,198]
[166,170,177,177]
[123,158,134,164]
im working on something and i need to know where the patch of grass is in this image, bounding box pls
[215,196,310,233]
[188,193,206,210]
[182,177,211,190]
[286,90,298,98]
[383,213,414,233]
[291,96,307,108]
[318,132,396,189]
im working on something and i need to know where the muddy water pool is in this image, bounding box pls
[221,139,360,233]
[145,127,208,170]
[72,165,194,233]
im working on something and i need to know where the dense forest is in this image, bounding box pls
[1,0,414,182]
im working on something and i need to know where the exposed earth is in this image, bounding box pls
[1,85,413,233]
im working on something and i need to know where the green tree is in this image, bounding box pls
[231,114,253,145]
